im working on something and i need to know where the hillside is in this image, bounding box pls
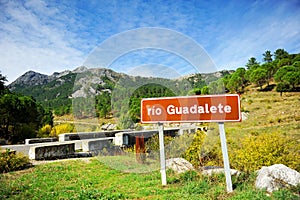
[9,67,233,116]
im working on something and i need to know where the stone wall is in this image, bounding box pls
[29,142,75,160]
[25,138,57,145]
[58,131,123,142]
[82,138,114,154]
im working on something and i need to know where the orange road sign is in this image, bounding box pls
[141,94,241,123]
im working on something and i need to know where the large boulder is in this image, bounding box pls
[255,164,300,193]
[166,158,195,174]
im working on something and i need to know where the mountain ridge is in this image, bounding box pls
[8,66,234,115]
[9,67,234,89]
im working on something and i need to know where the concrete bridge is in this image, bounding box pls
[1,125,205,160]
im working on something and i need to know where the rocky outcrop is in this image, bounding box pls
[255,164,300,193]
[9,71,50,88]
[166,158,195,173]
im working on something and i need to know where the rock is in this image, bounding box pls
[166,158,195,174]
[255,164,300,193]
[201,166,241,176]
[241,112,249,121]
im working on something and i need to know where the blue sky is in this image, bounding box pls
[0,0,300,83]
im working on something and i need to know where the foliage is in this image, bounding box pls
[262,50,273,63]
[50,123,76,137]
[249,68,268,89]
[37,124,52,138]
[201,85,210,95]
[208,79,225,94]
[0,149,31,173]
[0,72,7,94]
[246,57,259,70]
[145,134,173,156]
[274,48,289,60]
[95,91,111,118]
[117,114,134,129]
[229,132,300,172]
[261,63,275,85]
[276,82,290,96]
[183,130,207,167]
[0,90,53,143]
[227,73,243,93]
[128,83,176,122]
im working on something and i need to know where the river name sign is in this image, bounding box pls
[140,94,241,192]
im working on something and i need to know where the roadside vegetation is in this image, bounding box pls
[1,158,299,199]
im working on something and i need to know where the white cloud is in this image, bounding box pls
[0,0,86,83]
[0,0,299,84]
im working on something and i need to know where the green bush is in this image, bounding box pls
[37,124,52,138]
[145,134,173,152]
[183,129,225,167]
[0,149,31,173]
[50,123,76,137]
[183,130,207,167]
[230,132,300,172]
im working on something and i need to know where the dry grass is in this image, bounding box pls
[226,91,300,137]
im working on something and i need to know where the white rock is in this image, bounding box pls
[166,158,195,174]
[201,167,240,176]
[255,164,300,193]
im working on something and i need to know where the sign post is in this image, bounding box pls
[141,94,240,192]
[158,122,167,186]
[219,122,233,192]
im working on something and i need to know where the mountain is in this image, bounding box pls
[9,67,233,115]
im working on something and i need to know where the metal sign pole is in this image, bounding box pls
[158,122,167,186]
[219,122,233,193]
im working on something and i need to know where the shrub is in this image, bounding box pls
[145,134,173,160]
[0,149,31,173]
[182,130,225,168]
[37,124,52,138]
[50,123,76,137]
[230,132,300,172]
[183,130,207,167]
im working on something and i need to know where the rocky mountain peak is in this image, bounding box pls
[9,71,50,88]
[73,66,88,73]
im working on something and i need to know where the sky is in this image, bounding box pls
[0,0,300,83]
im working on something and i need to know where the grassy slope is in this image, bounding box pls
[226,91,299,136]
[1,158,298,200]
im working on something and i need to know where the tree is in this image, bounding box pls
[281,71,300,89]
[208,79,225,94]
[95,91,111,118]
[188,88,202,95]
[274,65,296,82]
[201,86,209,95]
[0,72,7,94]
[246,57,259,70]
[261,63,275,86]
[250,68,268,89]
[277,58,292,68]
[235,67,247,85]
[276,82,290,96]
[227,73,243,93]
[262,50,273,63]
[274,49,289,60]
[118,113,134,129]
[0,92,52,143]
